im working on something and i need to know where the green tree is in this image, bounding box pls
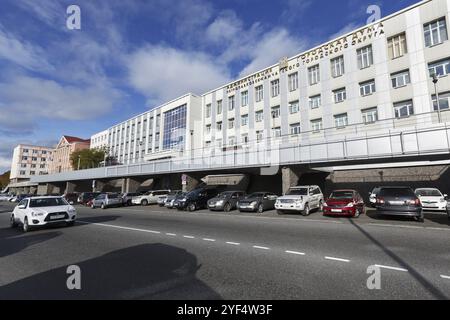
[70,148,106,170]
[0,171,10,189]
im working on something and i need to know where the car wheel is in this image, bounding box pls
[353,209,360,218]
[91,203,95,209]
[301,204,310,216]
[188,203,196,212]
[23,217,30,233]
[224,203,231,212]
[66,221,75,227]
[257,204,264,214]
[318,200,324,212]
[10,215,18,228]
[101,203,106,209]
[141,200,148,206]
[127,200,132,206]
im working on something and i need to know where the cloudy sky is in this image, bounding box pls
[0,0,419,173]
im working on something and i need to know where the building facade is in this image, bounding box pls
[48,136,91,174]
[9,144,53,183]
[92,0,450,167]
[90,130,109,150]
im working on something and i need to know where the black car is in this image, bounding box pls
[207,191,246,212]
[375,187,424,222]
[77,192,102,205]
[176,188,220,212]
[237,192,278,213]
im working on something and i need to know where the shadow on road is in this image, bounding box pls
[422,212,450,227]
[0,228,62,258]
[0,243,222,300]
[348,219,448,300]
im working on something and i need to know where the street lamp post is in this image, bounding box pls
[77,155,81,170]
[432,73,441,123]
[190,130,194,162]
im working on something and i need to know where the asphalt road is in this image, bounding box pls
[0,201,449,300]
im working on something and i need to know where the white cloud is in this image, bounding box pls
[205,10,243,43]
[127,45,231,104]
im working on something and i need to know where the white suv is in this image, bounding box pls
[10,196,77,233]
[132,190,171,206]
[275,185,324,216]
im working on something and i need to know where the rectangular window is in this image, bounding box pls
[20,171,26,175]
[308,65,320,85]
[334,113,348,128]
[242,134,249,144]
[428,58,450,77]
[432,91,450,111]
[22,156,27,161]
[309,95,321,109]
[387,33,407,59]
[241,114,249,126]
[333,88,346,103]
[217,100,223,114]
[271,106,280,119]
[271,79,280,97]
[391,70,411,88]
[362,107,378,124]
[290,123,301,135]
[162,105,187,150]
[272,127,281,137]
[360,80,376,96]
[424,17,448,47]
[241,91,248,107]
[255,85,264,102]
[256,130,264,142]
[357,45,373,69]
[288,72,298,91]
[289,101,299,114]
[206,104,211,118]
[255,110,264,122]
[394,100,414,118]
[21,164,27,168]
[228,96,235,111]
[311,118,323,132]
[217,122,222,131]
[206,124,211,134]
[228,118,235,129]
[331,56,345,78]
[228,136,235,146]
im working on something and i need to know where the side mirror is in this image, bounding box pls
[18,205,26,209]
[69,201,74,205]
[444,194,448,198]
[263,196,268,200]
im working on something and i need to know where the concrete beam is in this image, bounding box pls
[281,167,303,195]
[123,178,142,193]
[182,174,201,192]
[65,182,76,194]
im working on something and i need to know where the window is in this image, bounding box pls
[309,95,321,109]
[432,91,450,111]
[360,80,376,96]
[331,56,345,78]
[271,80,280,97]
[256,130,264,142]
[21,164,27,168]
[206,124,211,134]
[311,119,323,132]
[162,105,187,150]
[334,113,348,128]
[424,18,448,47]
[290,123,301,135]
[308,65,320,85]
[242,134,249,144]
[30,171,35,175]
[394,100,414,118]
[288,73,298,91]
[289,101,299,114]
[388,33,407,59]
[20,170,26,175]
[217,121,222,131]
[22,156,28,161]
[357,45,373,69]
[31,164,36,168]
[255,85,264,102]
[31,157,37,161]
[241,114,249,126]
[241,91,248,107]
[206,104,211,118]
[272,127,281,137]
[333,88,346,103]
[362,107,378,124]
[228,118,235,129]
[271,106,280,119]
[205,141,211,148]
[228,96,235,111]
[228,136,236,146]
[217,100,223,114]
[216,139,223,148]
[428,58,450,77]
[255,110,264,122]
[391,70,411,88]
[23,149,29,153]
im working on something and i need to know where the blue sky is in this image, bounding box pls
[0,0,420,172]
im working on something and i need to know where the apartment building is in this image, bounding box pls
[9,145,53,183]
[90,130,109,150]
[48,136,91,174]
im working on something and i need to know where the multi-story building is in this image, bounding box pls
[90,130,109,150]
[9,144,53,183]
[48,136,91,174]
[94,0,450,167]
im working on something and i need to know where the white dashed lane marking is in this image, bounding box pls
[226,242,240,246]
[325,256,350,263]
[285,250,305,256]
[183,235,195,239]
[253,246,270,250]
[440,275,450,280]
[202,238,216,242]
[374,264,408,272]
[166,233,177,236]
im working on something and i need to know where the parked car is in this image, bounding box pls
[368,187,384,207]
[323,190,365,218]
[132,190,171,206]
[91,193,122,209]
[238,192,278,213]
[78,192,101,205]
[11,194,33,203]
[175,188,219,211]
[121,192,142,206]
[275,185,324,216]
[207,191,246,212]
[166,192,187,209]
[10,196,77,232]
[158,190,183,207]
[63,192,79,205]
[415,188,448,213]
[0,194,12,201]
[375,187,423,222]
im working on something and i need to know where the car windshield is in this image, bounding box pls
[379,188,414,197]
[286,188,308,196]
[247,193,265,198]
[29,198,68,207]
[330,191,354,199]
[217,192,233,199]
[416,189,442,197]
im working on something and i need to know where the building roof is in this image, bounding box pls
[63,136,90,144]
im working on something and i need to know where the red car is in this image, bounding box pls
[323,190,365,218]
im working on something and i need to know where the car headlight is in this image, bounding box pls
[295,199,303,204]
[250,201,257,206]
[346,202,354,207]
[216,200,224,205]
[440,198,446,203]
[31,212,44,217]
[323,202,328,207]
[68,207,76,213]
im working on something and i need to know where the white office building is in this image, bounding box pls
[9,144,53,184]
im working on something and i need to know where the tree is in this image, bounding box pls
[70,148,106,170]
[0,171,10,189]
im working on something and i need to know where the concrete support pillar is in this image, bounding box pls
[37,184,51,195]
[182,174,200,192]
[65,182,76,194]
[30,186,37,195]
[124,178,142,193]
[93,180,105,192]
[281,167,302,195]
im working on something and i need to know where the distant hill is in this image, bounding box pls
[0,171,10,189]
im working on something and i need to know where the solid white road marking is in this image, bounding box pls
[325,256,350,263]
[77,221,161,234]
[226,242,240,246]
[285,250,306,256]
[374,264,408,272]
[202,238,216,242]
[253,246,270,250]
[440,275,450,280]
[183,235,195,239]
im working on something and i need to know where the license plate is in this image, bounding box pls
[389,201,404,205]
[331,209,342,213]
[50,214,65,220]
